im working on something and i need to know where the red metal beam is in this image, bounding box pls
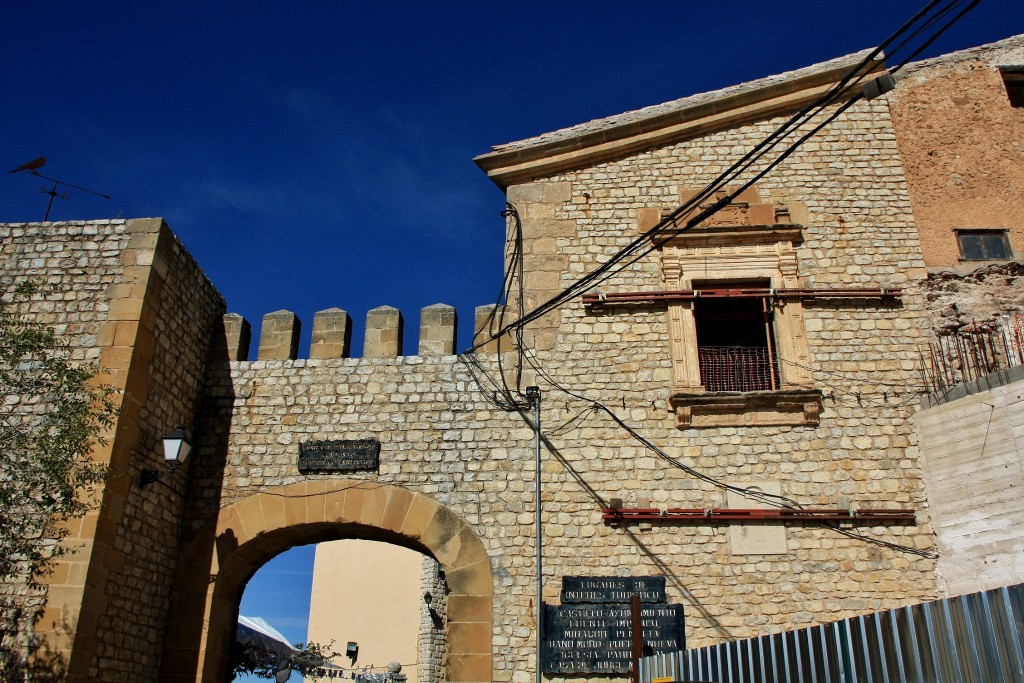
[582,287,901,308]
[601,507,916,525]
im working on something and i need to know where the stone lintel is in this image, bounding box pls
[670,388,823,428]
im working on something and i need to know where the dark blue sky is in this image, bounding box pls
[3,2,1021,354]
[3,2,1021,355]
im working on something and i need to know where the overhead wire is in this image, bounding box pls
[465,0,978,353]
[521,346,936,557]
[456,0,977,558]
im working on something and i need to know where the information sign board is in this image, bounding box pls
[297,439,380,473]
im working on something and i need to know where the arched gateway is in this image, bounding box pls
[160,481,493,683]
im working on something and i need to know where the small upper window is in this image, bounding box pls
[1000,67,1024,108]
[957,230,1011,260]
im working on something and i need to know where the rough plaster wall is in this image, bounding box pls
[308,540,423,681]
[0,220,130,670]
[915,378,1024,595]
[889,37,1024,271]
[195,96,941,683]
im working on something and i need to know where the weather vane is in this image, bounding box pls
[8,156,112,221]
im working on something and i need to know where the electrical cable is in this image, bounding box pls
[464,0,979,353]
[456,0,976,557]
[517,341,935,557]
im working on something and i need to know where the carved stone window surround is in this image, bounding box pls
[659,197,821,428]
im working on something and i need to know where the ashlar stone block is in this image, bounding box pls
[364,306,403,357]
[257,310,300,360]
[419,303,457,356]
[472,304,513,354]
[221,313,251,361]
[310,308,351,359]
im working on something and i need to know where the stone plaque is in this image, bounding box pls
[727,482,788,555]
[561,576,666,604]
[298,439,380,473]
[541,603,685,674]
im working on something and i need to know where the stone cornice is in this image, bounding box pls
[475,51,885,190]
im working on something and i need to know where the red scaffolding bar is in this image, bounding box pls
[601,507,916,525]
[582,286,901,309]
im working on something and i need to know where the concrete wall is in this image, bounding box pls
[915,374,1024,595]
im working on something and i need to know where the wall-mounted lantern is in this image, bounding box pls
[141,427,193,487]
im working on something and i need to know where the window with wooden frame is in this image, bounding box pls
[957,229,1012,261]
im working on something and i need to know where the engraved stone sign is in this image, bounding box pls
[298,439,380,473]
[542,576,684,674]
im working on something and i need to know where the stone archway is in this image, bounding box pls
[160,481,493,683]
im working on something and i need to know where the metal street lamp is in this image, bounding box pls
[140,427,193,487]
[161,427,192,463]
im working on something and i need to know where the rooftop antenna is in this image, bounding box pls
[9,156,112,221]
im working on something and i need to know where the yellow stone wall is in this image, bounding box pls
[0,218,225,681]
[183,94,941,683]
[10,37,1024,683]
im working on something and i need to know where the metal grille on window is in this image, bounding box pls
[694,290,781,392]
[698,345,780,392]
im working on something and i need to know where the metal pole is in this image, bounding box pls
[630,594,643,683]
[526,385,542,683]
[43,180,59,221]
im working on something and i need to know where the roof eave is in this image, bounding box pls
[475,52,885,191]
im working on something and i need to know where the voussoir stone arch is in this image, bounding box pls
[160,480,493,683]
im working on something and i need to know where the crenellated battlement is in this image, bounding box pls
[220,303,512,362]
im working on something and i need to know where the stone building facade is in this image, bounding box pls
[2,35,1023,683]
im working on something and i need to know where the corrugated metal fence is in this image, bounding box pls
[640,583,1024,683]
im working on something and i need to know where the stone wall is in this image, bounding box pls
[12,38,1024,683]
[922,262,1024,335]
[0,218,225,681]
[488,93,938,676]
[418,555,447,683]
[889,35,1024,271]
[169,92,948,683]
[0,219,131,674]
[79,220,224,680]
